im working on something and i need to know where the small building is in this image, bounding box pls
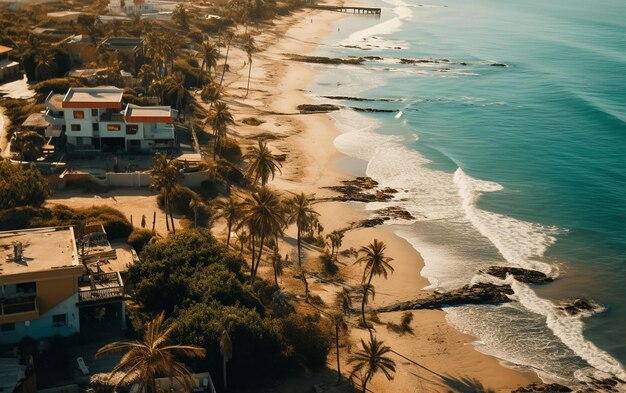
[44,87,176,153]
[0,226,127,345]
[108,0,178,16]
[102,37,144,72]
[0,46,21,82]
[46,11,84,22]
[61,35,98,65]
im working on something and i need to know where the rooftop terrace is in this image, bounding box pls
[62,87,124,109]
[0,227,79,277]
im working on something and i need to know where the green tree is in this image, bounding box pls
[150,153,183,234]
[238,187,286,283]
[355,239,394,284]
[166,72,188,114]
[326,230,344,260]
[348,333,396,393]
[0,161,50,209]
[12,131,45,162]
[208,101,235,159]
[286,192,319,301]
[218,31,234,89]
[172,4,190,31]
[244,140,282,186]
[138,63,156,93]
[95,313,206,393]
[335,287,353,317]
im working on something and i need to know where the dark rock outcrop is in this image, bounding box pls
[297,104,341,114]
[558,298,604,316]
[484,266,553,283]
[376,282,514,313]
[511,383,572,393]
[490,63,507,67]
[351,107,396,113]
[400,58,450,64]
[288,54,364,65]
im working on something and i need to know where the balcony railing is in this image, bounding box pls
[100,112,124,122]
[44,109,65,125]
[78,272,124,303]
[0,295,38,316]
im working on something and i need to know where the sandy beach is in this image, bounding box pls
[210,6,541,393]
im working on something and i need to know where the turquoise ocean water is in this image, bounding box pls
[307,0,626,384]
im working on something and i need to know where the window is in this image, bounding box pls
[107,124,121,132]
[0,323,15,332]
[91,109,98,117]
[52,314,67,327]
[126,125,139,135]
[73,110,84,119]
[71,124,81,132]
[92,123,99,131]
[16,282,36,294]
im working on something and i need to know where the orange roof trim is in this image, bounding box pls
[124,116,174,124]
[0,45,13,55]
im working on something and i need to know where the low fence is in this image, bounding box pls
[48,171,213,189]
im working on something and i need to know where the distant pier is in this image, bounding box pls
[310,5,382,15]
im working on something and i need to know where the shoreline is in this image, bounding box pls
[219,6,541,392]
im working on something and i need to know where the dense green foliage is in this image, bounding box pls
[127,228,155,253]
[34,78,85,96]
[0,161,50,209]
[12,131,45,162]
[127,230,333,389]
[0,204,132,238]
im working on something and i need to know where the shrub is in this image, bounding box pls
[320,251,338,275]
[278,313,332,369]
[0,161,50,210]
[127,228,155,253]
[173,59,203,88]
[220,138,242,162]
[401,311,414,332]
[81,206,133,239]
[33,77,84,95]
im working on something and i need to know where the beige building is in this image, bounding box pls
[0,45,20,82]
[0,226,126,345]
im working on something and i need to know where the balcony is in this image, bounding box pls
[45,125,63,138]
[0,295,39,322]
[44,109,65,125]
[100,111,124,122]
[78,272,124,304]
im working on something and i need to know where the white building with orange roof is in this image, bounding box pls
[44,87,176,153]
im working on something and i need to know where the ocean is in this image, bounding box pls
[308,0,626,385]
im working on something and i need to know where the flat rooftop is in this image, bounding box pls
[63,87,124,109]
[125,105,174,123]
[0,227,78,277]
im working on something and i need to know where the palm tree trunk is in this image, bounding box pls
[252,233,265,282]
[223,358,228,391]
[250,232,256,273]
[226,219,232,248]
[218,39,231,89]
[273,235,279,287]
[361,293,367,326]
[165,193,170,232]
[335,324,341,382]
[296,226,302,268]
[246,60,252,97]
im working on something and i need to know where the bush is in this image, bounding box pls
[220,138,242,162]
[320,251,338,275]
[173,59,203,88]
[278,313,332,369]
[33,77,84,95]
[127,228,155,253]
[81,206,133,239]
[401,311,414,332]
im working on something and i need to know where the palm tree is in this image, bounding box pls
[166,72,187,115]
[238,187,286,283]
[212,197,241,248]
[138,63,156,93]
[34,51,56,81]
[208,101,235,159]
[200,37,219,79]
[287,193,319,301]
[326,230,344,260]
[359,283,375,327]
[330,311,348,382]
[219,328,232,392]
[95,312,206,393]
[150,152,183,234]
[244,140,282,186]
[335,287,353,317]
[348,333,396,393]
[355,239,395,286]
[239,33,256,96]
[218,31,234,89]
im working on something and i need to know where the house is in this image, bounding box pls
[102,37,145,72]
[61,35,98,65]
[0,46,21,82]
[108,0,178,16]
[44,87,176,153]
[0,226,127,345]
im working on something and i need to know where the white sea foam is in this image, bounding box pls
[339,0,413,50]
[327,105,626,381]
[510,280,626,380]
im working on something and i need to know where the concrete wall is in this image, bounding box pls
[0,294,80,345]
[104,171,212,188]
